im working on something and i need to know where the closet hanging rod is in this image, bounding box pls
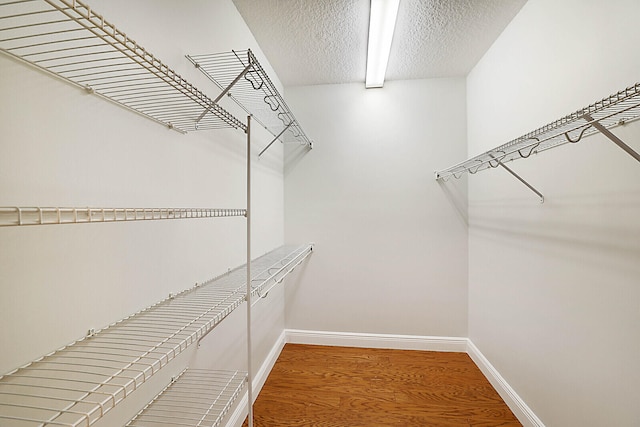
[435,83,640,180]
[126,369,246,427]
[186,50,313,155]
[0,0,246,133]
[0,206,246,227]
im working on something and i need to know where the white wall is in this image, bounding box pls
[284,79,468,337]
[466,0,640,426]
[0,0,286,423]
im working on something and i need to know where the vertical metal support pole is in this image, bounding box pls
[583,113,640,163]
[246,115,254,427]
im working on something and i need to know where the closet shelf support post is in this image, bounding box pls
[583,113,640,163]
[245,115,254,427]
[489,154,544,203]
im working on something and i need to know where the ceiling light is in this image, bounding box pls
[365,0,400,88]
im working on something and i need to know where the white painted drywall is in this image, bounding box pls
[0,0,286,423]
[283,79,469,337]
[467,0,640,425]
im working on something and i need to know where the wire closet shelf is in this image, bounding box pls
[435,83,640,180]
[0,0,245,133]
[250,244,313,306]
[126,369,246,427]
[186,49,313,154]
[0,207,246,227]
[0,244,312,427]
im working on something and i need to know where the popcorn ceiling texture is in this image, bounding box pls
[232,0,369,87]
[232,0,527,87]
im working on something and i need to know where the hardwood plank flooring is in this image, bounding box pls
[243,344,521,426]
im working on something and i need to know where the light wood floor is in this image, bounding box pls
[244,344,521,427]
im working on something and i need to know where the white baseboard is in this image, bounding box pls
[254,330,287,393]
[467,340,545,427]
[226,330,286,427]
[285,328,468,352]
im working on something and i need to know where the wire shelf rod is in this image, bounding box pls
[436,83,640,180]
[65,65,150,79]
[17,41,106,57]
[34,50,121,65]
[95,81,180,94]
[13,364,145,379]
[0,0,246,133]
[69,68,150,81]
[0,26,87,44]
[16,37,104,53]
[3,34,97,52]
[1,17,73,32]
[29,361,156,381]
[0,403,91,423]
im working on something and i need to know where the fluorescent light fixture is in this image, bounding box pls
[365,0,400,88]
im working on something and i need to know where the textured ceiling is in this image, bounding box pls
[232,0,527,87]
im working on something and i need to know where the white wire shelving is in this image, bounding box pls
[0,3,314,427]
[0,244,312,427]
[435,83,640,191]
[186,49,313,156]
[0,207,246,227]
[0,0,245,133]
[251,244,314,306]
[126,369,246,427]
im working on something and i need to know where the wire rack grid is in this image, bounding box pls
[126,369,246,427]
[0,207,247,227]
[436,83,640,180]
[186,50,312,148]
[251,244,313,305]
[0,245,312,427]
[0,0,246,133]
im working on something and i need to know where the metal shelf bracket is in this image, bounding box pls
[258,122,293,157]
[583,113,640,163]
[490,154,544,203]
